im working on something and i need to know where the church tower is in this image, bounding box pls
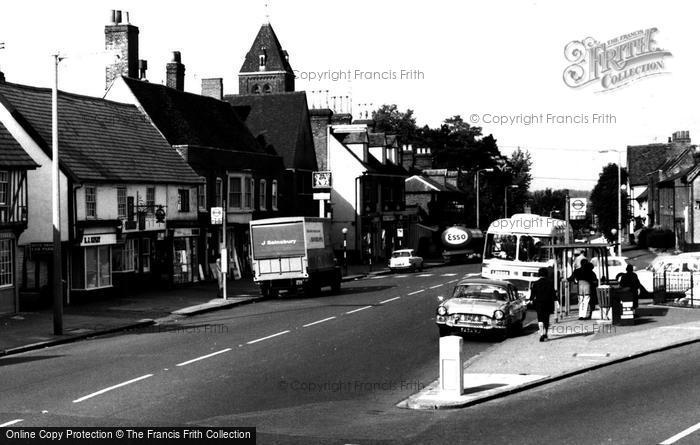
[238,22,295,94]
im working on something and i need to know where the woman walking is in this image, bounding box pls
[531,267,556,342]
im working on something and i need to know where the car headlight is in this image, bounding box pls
[437,306,447,316]
[493,310,505,320]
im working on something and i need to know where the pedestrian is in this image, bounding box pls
[619,264,644,309]
[569,259,597,319]
[573,249,587,270]
[214,258,224,298]
[531,267,556,342]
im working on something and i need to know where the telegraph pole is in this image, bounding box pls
[52,53,63,335]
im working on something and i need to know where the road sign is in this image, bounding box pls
[313,192,331,200]
[397,228,404,238]
[210,207,223,225]
[569,198,587,220]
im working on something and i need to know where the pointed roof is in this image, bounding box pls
[0,81,201,184]
[224,91,317,171]
[239,23,293,74]
[0,121,38,168]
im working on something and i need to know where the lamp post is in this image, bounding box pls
[504,184,518,218]
[599,150,623,257]
[52,53,64,335]
[342,227,348,275]
[475,168,494,228]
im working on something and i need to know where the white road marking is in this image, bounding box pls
[346,305,372,314]
[659,421,700,444]
[464,272,481,277]
[447,279,458,283]
[417,273,433,277]
[303,316,336,327]
[441,273,457,277]
[660,326,700,330]
[380,296,401,304]
[395,275,408,278]
[73,374,153,403]
[429,284,444,289]
[176,348,232,367]
[408,289,425,295]
[247,330,291,345]
[573,353,610,358]
[370,276,386,280]
[0,419,23,427]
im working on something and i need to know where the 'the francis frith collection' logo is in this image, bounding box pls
[563,28,672,92]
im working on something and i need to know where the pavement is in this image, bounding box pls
[400,248,700,410]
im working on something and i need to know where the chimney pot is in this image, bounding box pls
[111,10,117,24]
[172,51,181,63]
[115,10,122,24]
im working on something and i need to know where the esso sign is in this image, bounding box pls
[442,226,471,247]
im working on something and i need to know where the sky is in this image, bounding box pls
[0,0,696,190]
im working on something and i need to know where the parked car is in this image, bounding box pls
[389,249,424,272]
[435,278,527,338]
[590,256,629,282]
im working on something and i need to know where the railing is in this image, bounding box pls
[653,271,698,306]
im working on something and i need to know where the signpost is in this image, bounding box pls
[312,171,332,218]
[570,198,587,220]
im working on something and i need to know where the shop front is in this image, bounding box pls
[71,228,118,294]
[171,227,201,285]
[0,231,18,314]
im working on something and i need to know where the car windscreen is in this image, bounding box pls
[392,251,411,258]
[505,279,531,291]
[452,284,508,301]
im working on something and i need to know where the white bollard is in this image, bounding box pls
[439,335,464,395]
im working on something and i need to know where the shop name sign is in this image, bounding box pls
[80,233,117,246]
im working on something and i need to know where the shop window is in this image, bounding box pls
[113,238,135,272]
[229,176,243,209]
[215,178,223,207]
[198,181,207,211]
[146,187,155,215]
[259,179,267,210]
[0,239,13,286]
[85,245,111,289]
[117,187,127,219]
[272,180,278,210]
[85,186,97,218]
[178,189,190,212]
[141,238,151,272]
[245,178,254,208]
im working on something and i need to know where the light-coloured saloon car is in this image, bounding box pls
[436,278,527,338]
[388,249,424,272]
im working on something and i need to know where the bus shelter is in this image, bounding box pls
[542,243,611,317]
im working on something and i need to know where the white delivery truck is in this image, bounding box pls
[249,217,341,297]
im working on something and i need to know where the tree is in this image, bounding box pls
[529,189,568,217]
[502,148,533,215]
[590,163,629,241]
[372,104,419,143]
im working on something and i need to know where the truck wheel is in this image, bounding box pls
[261,284,276,299]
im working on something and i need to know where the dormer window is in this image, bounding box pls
[252,84,261,94]
[263,84,271,94]
[259,47,267,69]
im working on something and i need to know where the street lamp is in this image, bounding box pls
[52,53,65,335]
[341,227,348,275]
[599,150,623,257]
[504,184,518,218]
[475,168,494,228]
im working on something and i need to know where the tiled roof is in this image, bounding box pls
[224,92,317,170]
[122,77,264,154]
[0,121,38,168]
[185,145,284,175]
[627,142,687,186]
[0,81,201,183]
[240,23,293,74]
[368,132,386,147]
[331,131,408,177]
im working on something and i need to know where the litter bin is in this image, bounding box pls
[597,285,612,322]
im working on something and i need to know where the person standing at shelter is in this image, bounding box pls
[531,267,556,342]
[570,259,596,319]
[214,258,224,298]
[619,264,643,309]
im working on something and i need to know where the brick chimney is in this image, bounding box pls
[672,130,691,144]
[201,78,223,100]
[414,147,433,171]
[310,108,333,171]
[401,144,415,170]
[105,10,139,91]
[166,51,185,91]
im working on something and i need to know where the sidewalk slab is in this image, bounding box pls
[171,295,262,316]
[402,305,700,410]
